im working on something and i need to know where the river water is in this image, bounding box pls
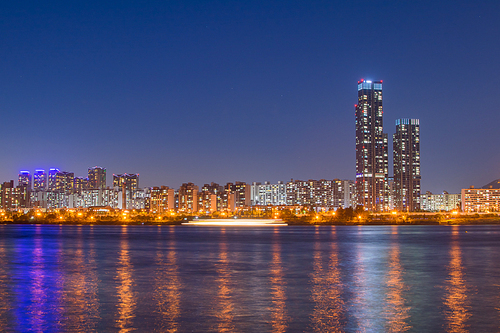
[0,224,499,332]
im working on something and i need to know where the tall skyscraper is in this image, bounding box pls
[33,169,47,191]
[88,166,106,189]
[355,79,388,211]
[393,118,421,211]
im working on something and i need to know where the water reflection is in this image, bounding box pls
[116,226,136,332]
[59,227,99,331]
[310,226,345,332]
[350,226,371,331]
[213,228,235,332]
[384,228,411,332]
[28,227,47,332]
[154,229,181,332]
[443,226,470,332]
[269,229,288,333]
[0,237,11,330]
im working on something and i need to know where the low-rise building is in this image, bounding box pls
[420,191,461,212]
[461,187,500,213]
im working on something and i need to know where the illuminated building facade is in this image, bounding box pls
[251,181,287,206]
[149,186,175,213]
[234,181,251,208]
[55,171,75,194]
[113,173,139,191]
[47,168,60,191]
[0,181,21,210]
[333,179,355,209]
[18,171,32,190]
[33,169,47,191]
[393,118,421,211]
[285,179,354,209]
[73,177,89,194]
[178,182,198,212]
[88,166,106,189]
[355,79,388,211]
[198,186,217,213]
[420,191,460,212]
[200,183,224,211]
[461,187,500,212]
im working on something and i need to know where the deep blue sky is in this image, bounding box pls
[1,1,499,193]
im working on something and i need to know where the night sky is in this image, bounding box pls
[1,1,499,193]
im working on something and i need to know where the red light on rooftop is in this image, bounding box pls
[360,78,364,82]
[380,80,383,83]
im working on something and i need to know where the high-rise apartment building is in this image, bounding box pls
[198,186,218,213]
[73,177,89,194]
[355,79,388,211]
[88,166,106,189]
[55,171,75,194]
[251,181,287,206]
[201,183,224,211]
[18,171,32,190]
[0,180,21,210]
[393,118,421,211]
[47,168,60,191]
[234,181,251,208]
[149,186,175,213]
[33,169,47,191]
[178,182,198,212]
[113,173,139,191]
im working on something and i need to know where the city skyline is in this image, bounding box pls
[1,1,499,193]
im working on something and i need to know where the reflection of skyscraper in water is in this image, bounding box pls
[384,228,411,332]
[310,226,345,331]
[58,227,99,331]
[443,226,470,332]
[29,226,48,332]
[0,236,11,331]
[355,79,388,211]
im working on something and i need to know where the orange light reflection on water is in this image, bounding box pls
[310,226,344,332]
[269,229,288,333]
[443,227,470,333]
[384,230,411,332]
[116,226,136,332]
[154,231,181,333]
[214,235,235,332]
[60,226,99,331]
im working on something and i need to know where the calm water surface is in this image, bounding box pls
[0,224,499,332]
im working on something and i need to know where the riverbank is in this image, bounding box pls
[2,216,500,226]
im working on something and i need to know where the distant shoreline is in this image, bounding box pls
[2,218,500,227]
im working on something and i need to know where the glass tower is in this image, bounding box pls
[355,79,388,211]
